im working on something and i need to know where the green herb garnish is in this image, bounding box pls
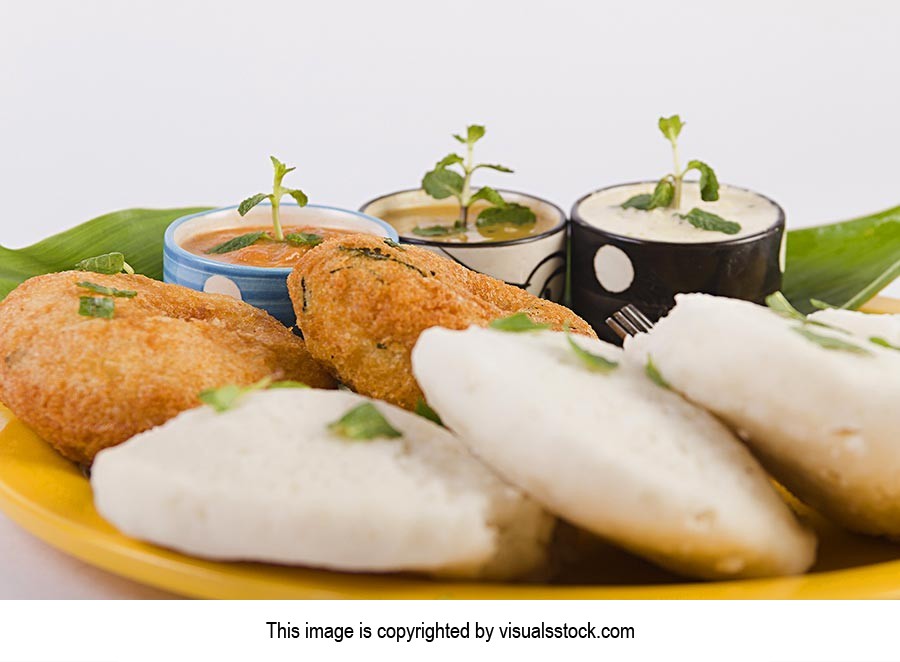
[78,296,115,319]
[765,291,807,321]
[677,208,741,235]
[74,252,134,275]
[792,326,871,355]
[870,336,900,351]
[76,281,137,298]
[199,377,308,412]
[645,356,671,389]
[383,238,404,250]
[237,156,308,242]
[414,125,536,236]
[489,312,550,332]
[285,232,324,247]
[415,399,444,426]
[328,403,402,440]
[621,115,740,234]
[809,298,836,310]
[564,326,618,373]
[206,231,268,255]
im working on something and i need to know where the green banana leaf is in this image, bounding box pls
[0,204,897,311]
[783,205,900,313]
[0,207,210,299]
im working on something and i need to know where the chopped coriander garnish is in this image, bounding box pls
[206,231,268,255]
[198,377,308,413]
[238,156,308,242]
[285,232,324,247]
[328,403,402,440]
[383,238,404,250]
[564,326,618,373]
[765,291,807,321]
[415,399,444,426]
[74,252,134,275]
[645,356,671,389]
[792,326,871,355]
[621,115,740,233]
[809,298,836,310]
[78,296,115,319]
[418,124,535,233]
[76,281,137,298]
[489,312,550,332]
[870,336,900,351]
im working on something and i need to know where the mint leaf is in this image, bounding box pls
[466,124,486,144]
[285,232,323,247]
[206,231,268,255]
[422,168,465,200]
[269,155,295,178]
[678,208,741,235]
[415,399,444,426]
[658,115,684,144]
[76,281,137,298]
[686,160,720,202]
[74,252,132,275]
[476,203,537,227]
[238,193,269,216]
[645,356,671,389]
[78,296,115,319]
[286,188,308,207]
[792,326,871,355]
[468,185,507,207]
[435,153,464,169]
[649,179,675,208]
[473,163,513,173]
[328,403,402,440]
[489,312,550,332]
[565,328,618,373]
[411,221,466,237]
[621,194,653,210]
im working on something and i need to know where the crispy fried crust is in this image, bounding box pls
[288,234,596,409]
[0,272,336,464]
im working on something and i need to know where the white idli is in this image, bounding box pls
[412,326,815,580]
[809,308,900,347]
[91,389,554,579]
[627,293,900,538]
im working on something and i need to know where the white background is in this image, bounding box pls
[0,0,899,605]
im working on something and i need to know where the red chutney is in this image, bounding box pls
[181,225,353,268]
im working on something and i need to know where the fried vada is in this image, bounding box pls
[287,233,596,409]
[0,271,335,464]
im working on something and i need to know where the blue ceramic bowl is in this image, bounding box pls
[163,203,398,327]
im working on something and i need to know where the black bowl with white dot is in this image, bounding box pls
[569,182,785,343]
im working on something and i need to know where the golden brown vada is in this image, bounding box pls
[287,234,596,410]
[0,271,336,464]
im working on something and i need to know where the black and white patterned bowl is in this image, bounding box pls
[361,188,568,302]
[570,182,786,342]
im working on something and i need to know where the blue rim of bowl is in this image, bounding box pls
[359,188,567,248]
[164,203,399,276]
[570,181,786,249]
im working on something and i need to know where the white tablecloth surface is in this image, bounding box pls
[0,512,177,599]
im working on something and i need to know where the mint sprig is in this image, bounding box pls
[238,156,308,242]
[206,231,268,255]
[415,125,536,236]
[621,115,740,234]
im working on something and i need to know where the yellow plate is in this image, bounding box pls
[1,296,898,599]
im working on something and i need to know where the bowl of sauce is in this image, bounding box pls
[164,203,397,327]
[570,181,785,341]
[362,188,568,302]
